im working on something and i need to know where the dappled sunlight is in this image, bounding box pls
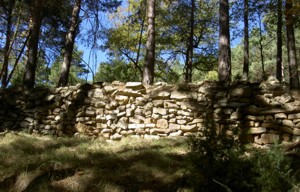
[128,162,183,186]
[0,132,191,191]
[0,133,56,153]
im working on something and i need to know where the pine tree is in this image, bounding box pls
[143,0,156,85]
[23,0,45,89]
[285,0,299,89]
[218,0,231,82]
[57,0,82,87]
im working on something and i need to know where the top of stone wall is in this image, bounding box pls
[0,77,298,110]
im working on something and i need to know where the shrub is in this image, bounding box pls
[188,121,299,191]
[188,121,254,192]
[204,70,218,81]
[252,145,297,192]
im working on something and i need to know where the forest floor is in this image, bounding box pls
[0,132,194,192]
[1,132,299,192]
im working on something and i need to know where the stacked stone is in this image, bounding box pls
[0,78,300,145]
[210,77,300,145]
[0,87,25,130]
[71,82,208,140]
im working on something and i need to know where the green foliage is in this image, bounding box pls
[9,64,24,87]
[101,0,146,79]
[253,145,296,192]
[231,28,281,82]
[1,0,300,88]
[204,70,218,81]
[154,60,182,83]
[189,120,300,191]
[102,0,219,82]
[0,0,122,88]
[48,49,89,86]
[9,51,50,87]
[7,47,89,87]
[231,0,300,84]
[188,120,252,192]
[94,59,140,83]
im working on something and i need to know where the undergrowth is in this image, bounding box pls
[188,121,300,192]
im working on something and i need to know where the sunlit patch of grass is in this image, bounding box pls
[94,181,125,192]
[0,132,191,191]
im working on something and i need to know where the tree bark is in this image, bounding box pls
[143,0,156,85]
[285,0,299,89]
[218,0,231,82]
[23,0,44,89]
[185,0,195,83]
[57,0,82,87]
[243,0,249,81]
[276,0,283,82]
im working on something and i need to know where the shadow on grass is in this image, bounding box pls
[0,133,192,192]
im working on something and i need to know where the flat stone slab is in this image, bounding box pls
[125,82,144,90]
[247,127,267,134]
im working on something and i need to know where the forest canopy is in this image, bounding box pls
[0,0,299,89]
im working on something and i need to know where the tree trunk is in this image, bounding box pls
[276,0,283,82]
[258,13,265,79]
[7,32,30,85]
[285,0,299,89]
[243,0,249,81]
[0,3,13,88]
[136,18,145,80]
[23,0,44,89]
[185,0,195,83]
[218,0,231,82]
[143,0,156,85]
[57,0,82,87]
[1,6,12,88]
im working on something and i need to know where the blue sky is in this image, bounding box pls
[76,1,129,81]
[77,15,110,81]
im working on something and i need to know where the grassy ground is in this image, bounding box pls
[1,132,299,192]
[0,132,192,192]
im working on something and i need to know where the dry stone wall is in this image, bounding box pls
[1,77,300,145]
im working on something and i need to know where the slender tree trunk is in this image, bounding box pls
[1,7,12,88]
[218,0,231,82]
[243,0,249,81]
[7,32,30,85]
[57,0,82,87]
[258,13,265,79]
[2,0,24,88]
[136,18,145,80]
[285,0,299,89]
[1,4,13,88]
[143,0,156,85]
[276,0,283,82]
[185,0,195,83]
[23,0,44,89]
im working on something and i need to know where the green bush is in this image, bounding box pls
[188,121,254,192]
[252,145,297,192]
[204,70,218,81]
[188,121,299,191]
